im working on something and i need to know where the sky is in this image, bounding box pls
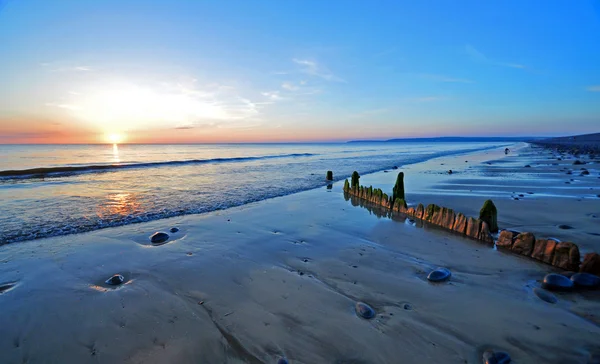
[0,0,599,144]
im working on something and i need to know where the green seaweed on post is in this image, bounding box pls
[351,171,360,189]
[479,199,498,232]
[326,170,333,181]
[394,198,407,210]
[392,172,405,202]
[424,204,440,221]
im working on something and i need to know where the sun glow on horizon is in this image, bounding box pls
[107,133,125,144]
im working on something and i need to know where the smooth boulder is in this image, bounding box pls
[427,267,451,282]
[482,350,511,364]
[150,232,170,244]
[542,273,574,291]
[170,227,179,233]
[570,273,600,288]
[533,288,557,304]
[355,302,376,319]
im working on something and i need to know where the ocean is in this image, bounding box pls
[0,142,506,244]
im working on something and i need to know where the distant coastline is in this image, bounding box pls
[347,136,537,143]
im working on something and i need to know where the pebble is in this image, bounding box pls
[571,273,600,288]
[558,224,573,230]
[105,274,125,286]
[482,350,511,364]
[542,273,574,291]
[150,232,170,244]
[533,288,557,304]
[427,267,451,282]
[277,358,289,364]
[355,302,376,319]
[170,227,179,233]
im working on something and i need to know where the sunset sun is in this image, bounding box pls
[107,133,125,144]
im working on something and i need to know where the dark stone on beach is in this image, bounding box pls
[566,170,572,175]
[518,194,524,197]
[482,350,511,364]
[170,227,179,233]
[513,197,519,200]
[355,302,376,319]
[558,224,573,230]
[150,232,169,244]
[581,170,590,176]
[392,166,398,169]
[581,253,600,276]
[105,274,125,286]
[542,273,574,291]
[427,267,451,282]
[533,288,557,304]
[573,160,584,165]
[277,358,289,364]
[524,164,531,168]
[571,273,600,288]
[448,169,453,174]
[552,242,580,271]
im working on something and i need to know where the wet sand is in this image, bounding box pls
[1,145,600,363]
[364,143,600,253]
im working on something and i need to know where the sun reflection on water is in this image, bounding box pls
[97,192,141,218]
[112,143,120,163]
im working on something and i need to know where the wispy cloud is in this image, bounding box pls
[418,73,474,84]
[281,82,299,91]
[45,79,265,132]
[45,103,82,110]
[293,59,345,82]
[587,85,600,92]
[174,125,195,130]
[465,44,525,69]
[261,91,283,101]
[43,64,93,72]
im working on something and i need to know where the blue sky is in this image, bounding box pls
[0,0,599,143]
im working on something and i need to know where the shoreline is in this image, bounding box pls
[1,143,511,246]
[1,143,599,363]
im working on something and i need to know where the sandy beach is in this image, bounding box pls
[1,144,599,363]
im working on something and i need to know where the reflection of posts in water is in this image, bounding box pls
[327,184,333,190]
[344,191,391,219]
